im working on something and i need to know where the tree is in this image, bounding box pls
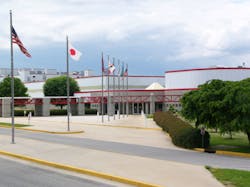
[197,80,231,132]
[181,89,202,128]
[181,80,237,133]
[181,78,250,143]
[226,78,250,143]
[0,77,28,97]
[211,81,239,138]
[169,104,177,114]
[43,76,80,96]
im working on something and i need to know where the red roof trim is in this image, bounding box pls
[74,88,197,94]
[165,88,198,91]
[165,67,250,74]
[75,75,164,78]
[24,75,164,84]
[126,75,164,78]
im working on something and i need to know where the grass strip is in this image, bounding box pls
[0,122,30,127]
[210,132,250,154]
[206,166,250,187]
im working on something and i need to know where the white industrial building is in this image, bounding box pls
[1,66,250,117]
[0,68,59,83]
[0,68,93,83]
[165,67,250,89]
[25,75,165,97]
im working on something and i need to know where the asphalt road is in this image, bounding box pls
[1,128,250,171]
[0,156,115,187]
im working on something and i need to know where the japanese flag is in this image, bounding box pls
[68,42,82,61]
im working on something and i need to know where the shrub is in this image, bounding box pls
[154,111,210,148]
[14,110,34,116]
[14,108,98,116]
[85,108,97,115]
[50,109,67,116]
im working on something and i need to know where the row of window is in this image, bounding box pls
[166,103,182,107]
[90,103,182,108]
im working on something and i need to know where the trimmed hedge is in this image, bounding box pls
[50,109,67,116]
[154,111,210,148]
[15,108,98,116]
[14,110,34,116]
[85,108,97,115]
[50,109,97,115]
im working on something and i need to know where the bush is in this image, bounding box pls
[85,108,97,115]
[15,108,97,116]
[50,109,67,116]
[50,108,97,115]
[14,110,34,116]
[154,111,210,148]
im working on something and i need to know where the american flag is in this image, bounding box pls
[12,26,31,58]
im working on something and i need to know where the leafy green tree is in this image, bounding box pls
[169,104,177,113]
[197,80,231,132]
[0,77,28,97]
[181,80,237,134]
[43,76,80,96]
[181,82,226,129]
[181,78,250,143]
[226,78,250,143]
[181,89,202,128]
[212,81,239,138]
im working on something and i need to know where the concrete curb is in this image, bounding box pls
[0,150,162,187]
[0,125,84,134]
[20,128,84,134]
[25,119,161,131]
[194,148,250,158]
[71,122,162,131]
[88,124,162,131]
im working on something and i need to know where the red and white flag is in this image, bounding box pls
[108,59,116,75]
[68,42,82,61]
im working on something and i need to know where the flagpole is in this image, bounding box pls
[113,57,115,120]
[118,60,120,119]
[66,35,70,131]
[126,63,129,117]
[122,62,125,118]
[10,10,15,144]
[101,52,104,123]
[107,55,110,122]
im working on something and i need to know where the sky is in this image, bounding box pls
[1,0,250,75]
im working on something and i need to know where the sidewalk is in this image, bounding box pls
[0,115,224,187]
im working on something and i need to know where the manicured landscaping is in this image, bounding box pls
[207,166,250,187]
[154,112,250,154]
[210,132,250,153]
[180,78,250,146]
[14,110,34,116]
[154,111,210,148]
[0,122,30,127]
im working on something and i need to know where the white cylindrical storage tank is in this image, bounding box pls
[165,67,250,89]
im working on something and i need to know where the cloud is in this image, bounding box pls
[1,0,250,72]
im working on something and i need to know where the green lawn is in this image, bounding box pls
[0,122,30,128]
[210,132,250,153]
[207,167,250,187]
